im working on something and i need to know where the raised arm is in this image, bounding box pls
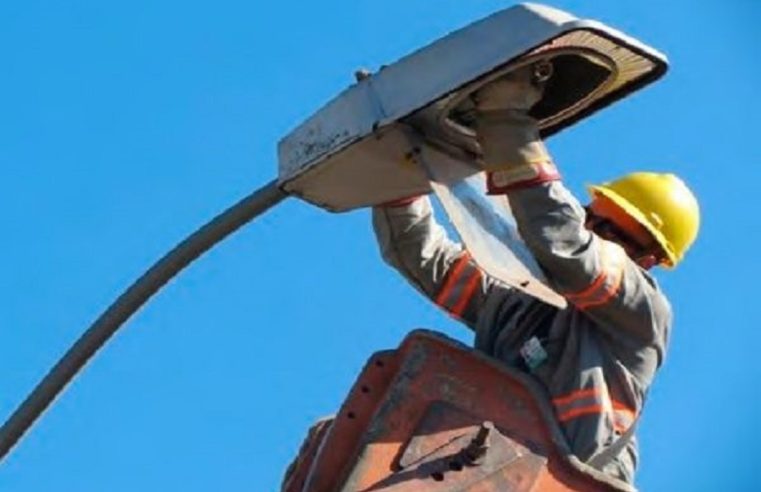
[372,197,498,329]
[473,66,672,361]
[508,181,670,352]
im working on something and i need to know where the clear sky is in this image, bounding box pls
[1,1,758,490]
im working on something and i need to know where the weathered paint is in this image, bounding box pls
[283,330,637,492]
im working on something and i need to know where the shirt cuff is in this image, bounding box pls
[486,161,561,194]
[379,195,425,207]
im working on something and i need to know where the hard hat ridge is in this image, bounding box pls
[587,172,700,267]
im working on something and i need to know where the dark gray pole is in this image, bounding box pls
[0,180,288,461]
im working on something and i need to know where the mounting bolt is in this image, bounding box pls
[532,60,553,84]
[354,68,372,82]
[461,421,494,465]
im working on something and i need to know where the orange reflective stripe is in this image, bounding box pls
[564,241,626,309]
[612,401,636,421]
[558,406,636,431]
[450,268,482,317]
[434,253,470,307]
[557,404,605,422]
[552,389,599,407]
[553,388,637,432]
[557,403,636,421]
[613,403,636,434]
[434,252,483,318]
[565,271,607,304]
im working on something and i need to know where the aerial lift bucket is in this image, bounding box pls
[0,2,667,477]
[283,331,636,492]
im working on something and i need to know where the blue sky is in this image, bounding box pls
[0,1,758,490]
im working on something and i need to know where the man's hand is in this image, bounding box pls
[474,63,546,112]
[475,110,549,170]
[473,62,557,194]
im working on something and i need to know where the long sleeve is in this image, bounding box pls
[505,180,671,365]
[372,197,499,329]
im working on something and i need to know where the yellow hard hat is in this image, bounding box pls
[587,172,700,267]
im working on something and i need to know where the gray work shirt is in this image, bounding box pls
[372,182,671,484]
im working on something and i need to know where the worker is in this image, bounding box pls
[372,62,700,484]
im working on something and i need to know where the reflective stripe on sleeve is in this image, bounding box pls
[435,252,483,318]
[553,388,636,434]
[564,241,627,310]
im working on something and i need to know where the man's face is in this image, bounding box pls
[584,207,663,269]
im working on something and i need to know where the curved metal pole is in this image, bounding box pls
[0,179,288,461]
